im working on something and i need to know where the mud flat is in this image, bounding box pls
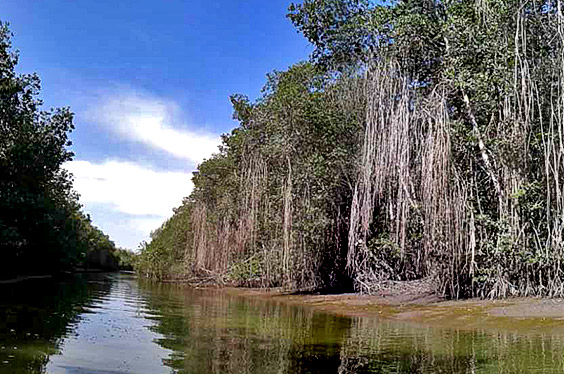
[216,285,564,334]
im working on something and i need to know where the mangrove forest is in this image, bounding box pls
[137,0,564,299]
[0,22,126,277]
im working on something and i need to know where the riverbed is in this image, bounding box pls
[1,273,564,373]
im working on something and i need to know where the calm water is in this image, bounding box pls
[1,273,564,373]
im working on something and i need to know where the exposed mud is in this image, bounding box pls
[213,285,564,334]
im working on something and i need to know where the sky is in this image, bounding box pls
[0,0,312,249]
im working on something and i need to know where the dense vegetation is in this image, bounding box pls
[137,0,564,299]
[0,22,124,277]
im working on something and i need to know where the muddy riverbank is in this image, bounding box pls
[5,272,564,373]
[212,286,564,334]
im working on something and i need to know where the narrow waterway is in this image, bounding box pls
[1,273,564,373]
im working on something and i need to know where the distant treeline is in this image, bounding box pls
[0,22,132,278]
[137,0,564,299]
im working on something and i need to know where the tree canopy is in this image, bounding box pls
[138,0,564,299]
[0,22,123,277]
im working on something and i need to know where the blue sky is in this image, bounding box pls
[1,0,311,249]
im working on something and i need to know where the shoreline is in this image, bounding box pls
[211,286,564,334]
[0,269,129,285]
[0,274,54,284]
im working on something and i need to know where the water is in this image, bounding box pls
[1,273,564,373]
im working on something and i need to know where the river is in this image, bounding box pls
[1,272,564,373]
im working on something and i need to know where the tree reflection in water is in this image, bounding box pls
[0,274,113,374]
[139,282,564,374]
[3,275,564,374]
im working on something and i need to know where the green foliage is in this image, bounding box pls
[114,248,136,270]
[287,0,379,68]
[227,255,264,286]
[364,236,402,279]
[135,200,192,280]
[141,0,564,299]
[0,22,117,277]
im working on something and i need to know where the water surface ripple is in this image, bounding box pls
[1,273,564,373]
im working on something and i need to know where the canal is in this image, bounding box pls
[1,273,564,373]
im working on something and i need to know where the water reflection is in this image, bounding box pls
[3,274,564,373]
[44,274,170,374]
[341,318,564,373]
[139,282,564,374]
[139,282,351,374]
[0,273,113,373]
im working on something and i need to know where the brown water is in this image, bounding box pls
[1,272,564,373]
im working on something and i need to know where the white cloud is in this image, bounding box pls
[65,159,195,248]
[129,217,169,238]
[90,90,220,163]
[65,160,192,217]
[67,89,223,248]
[82,208,164,250]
